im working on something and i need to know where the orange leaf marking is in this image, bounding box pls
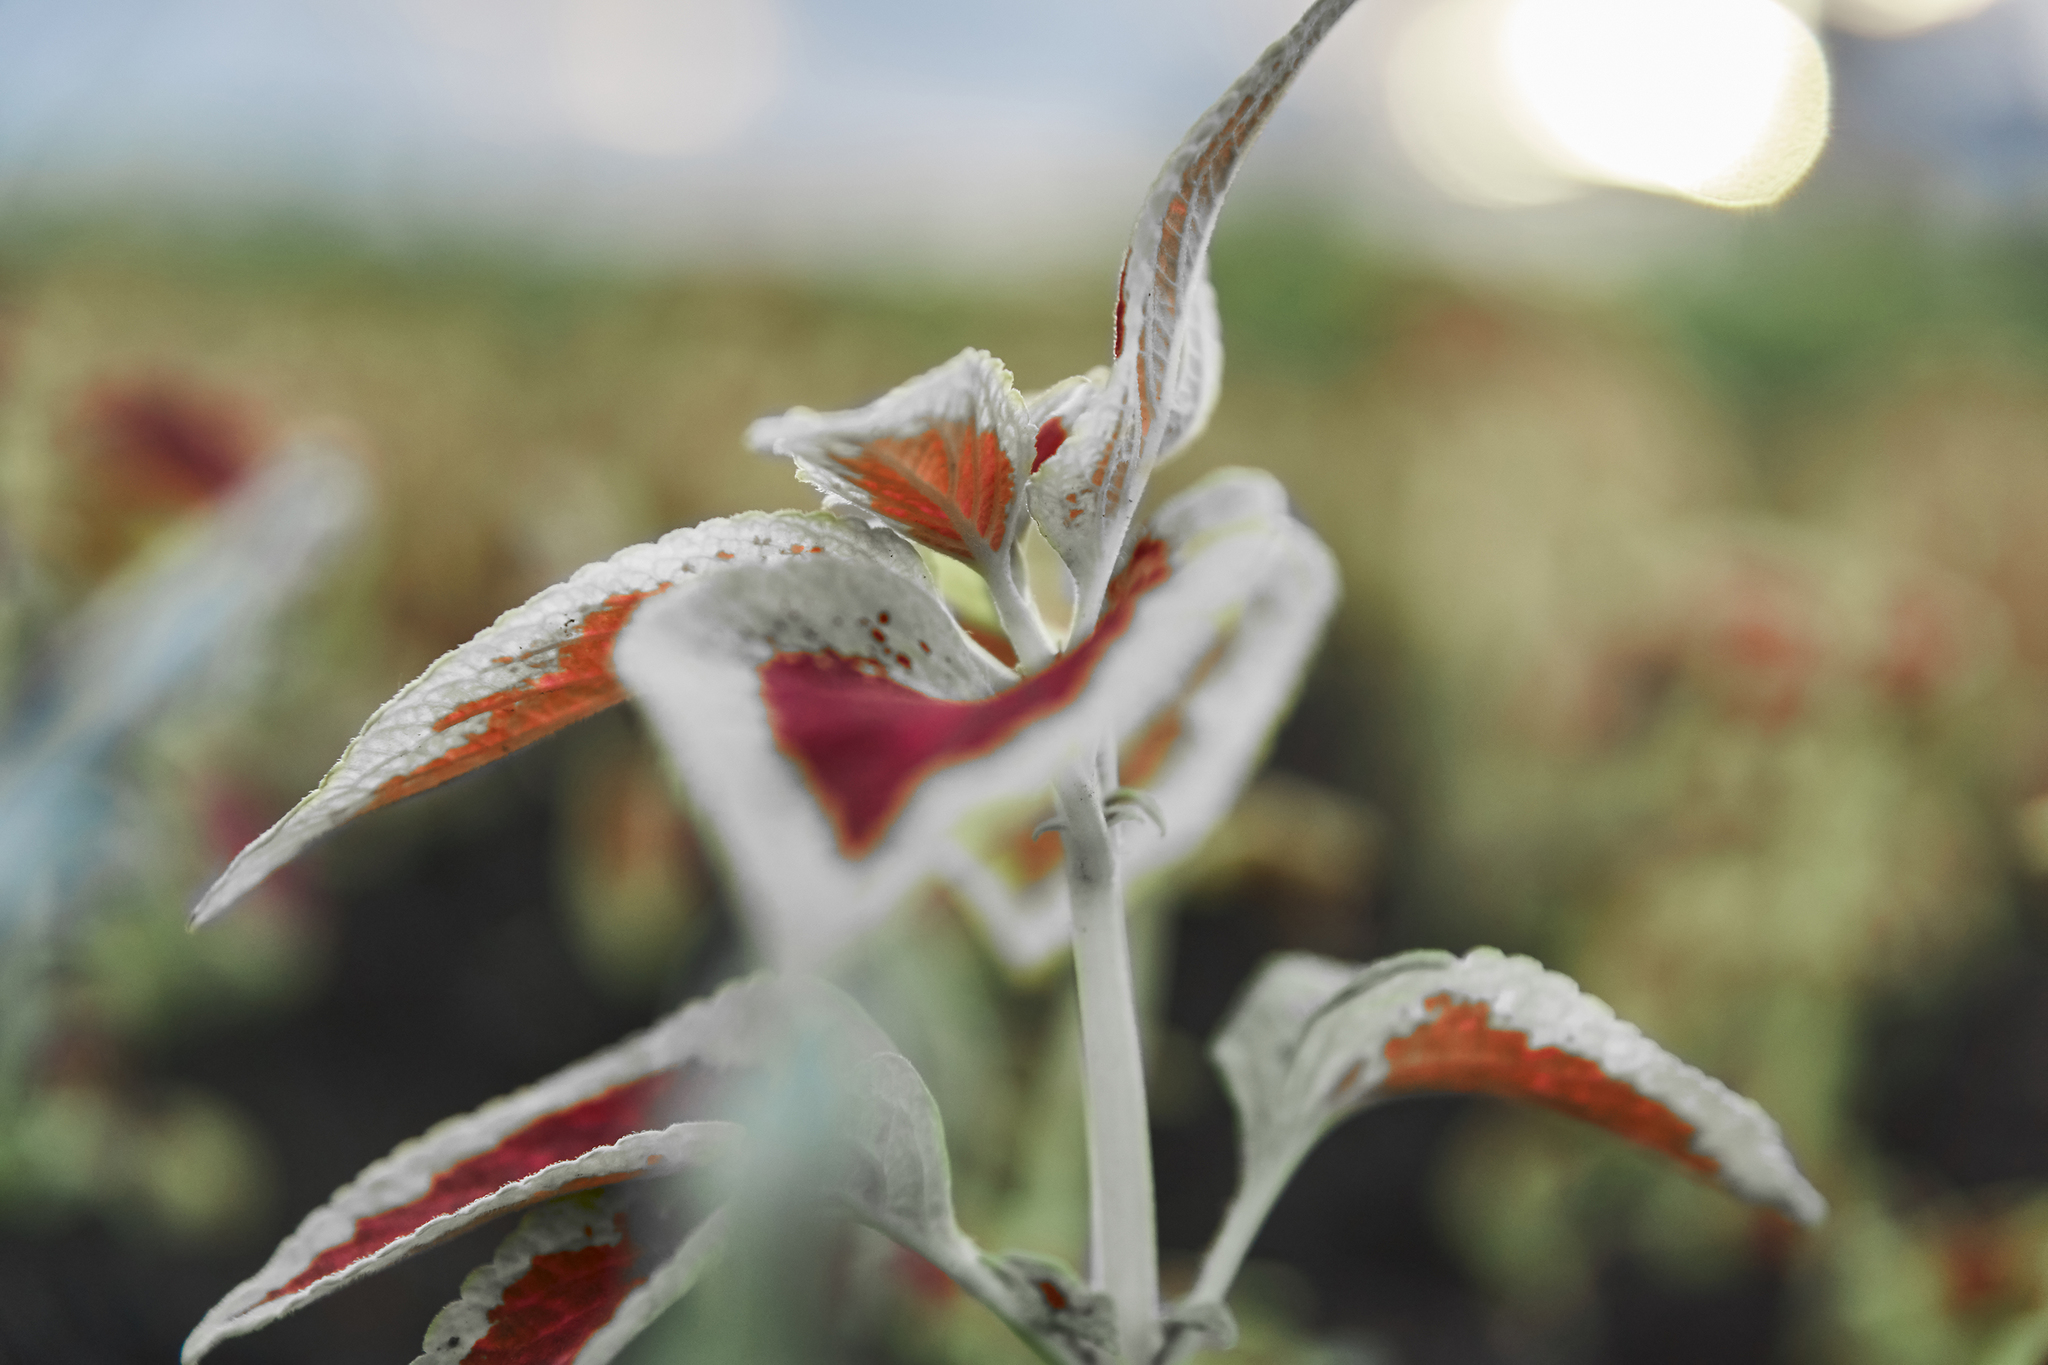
[1382,994,1718,1176]
[370,589,664,812]
[834,422,1013,562]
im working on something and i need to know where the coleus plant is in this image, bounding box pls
[182,1,1826,1362]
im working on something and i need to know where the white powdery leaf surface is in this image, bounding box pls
[410,1189,732,1365]
[189,510,924,927]
[1030,0,1359,610]
[618,468,1336,971]
[185,975,885,1362]
[834,1052,1116,1365]
[746,348,1038,582]
[1221,948,1827,1227]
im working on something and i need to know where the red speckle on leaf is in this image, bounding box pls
[895,654,911,669]
[465,1215,645,1365]
[871,629,888,643]
[1382,994,1717,1176]
[1033,418,1067,473]
[1113,253,1129,360]
[761,540,1172,856]
[877,612,890,624]
[368,589,665,812]
[1036,1279,1069,1311]
[265,1067,699,1302]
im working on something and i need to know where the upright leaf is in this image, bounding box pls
[1029,0,1359,617]
[189,511,924,927]
[746,350,1037,589]
[1177,948,1825,1336]
[617,468,1336,969]
[185,975,885,1362]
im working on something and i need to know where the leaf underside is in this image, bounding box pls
[188,511,923,928]
[1215,947,1827,1235]
[411,1184,730,1365]
[183,975,885,1362]
[617,468,1337,970]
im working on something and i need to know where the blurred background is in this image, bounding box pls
[8,0,2048,1361]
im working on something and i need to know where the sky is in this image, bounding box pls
[3,0,2047,277]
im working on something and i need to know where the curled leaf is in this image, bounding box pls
[618,468,1336,969]
[185,975,884,1362]
[1030,0,1359,617]
[1183,948,1825,1319]
[190,511,923,928]
[747,349,1036,582]
[411,1186,730,1365]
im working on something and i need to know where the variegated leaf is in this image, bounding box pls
[1,446,363,929]
[185,975,886,1362]
[616,467,1337,970]
[411,1186,731,1365]
[1020,368,1108,480]
[745,351,1041,629]
[1177,948,1826,1329]
[189,511,925,927]
[1029,0,1358,618]
[835,1052,1116,1365]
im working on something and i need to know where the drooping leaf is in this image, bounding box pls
[746,350,1037,586]
[185,975,885,1362]
[616,467,1337,969]
[1178,948,1826,1325]
[833,1052,1116,1365]
[1029,0,1359,615]
[410,1185,731,1365]
[189,511,925,927]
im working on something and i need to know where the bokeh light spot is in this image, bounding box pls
[1388,0,1830,209]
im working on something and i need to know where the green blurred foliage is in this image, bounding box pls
[10,207,2048,1361]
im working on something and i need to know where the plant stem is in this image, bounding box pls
[985,551,1057,673]
[1184,1142,1300,1308]
[1055,752,1159,1364]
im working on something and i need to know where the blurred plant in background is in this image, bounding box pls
[0,355,362,1261]
[8,0,2048,1359]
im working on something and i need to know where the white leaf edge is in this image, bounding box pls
[618,468,1336,972]
[835,1052,1118,1365]
[189,510,925,928]
[745,347,1038,584]
[1029,0,1361,612]
[1174,947,1827,1342]
[185,974,887,1361]
[410,1188,734,1365]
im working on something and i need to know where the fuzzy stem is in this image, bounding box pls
[1055,755,1159,1363]
[984,549,1057,673]
[1156,1136,1309,1365]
